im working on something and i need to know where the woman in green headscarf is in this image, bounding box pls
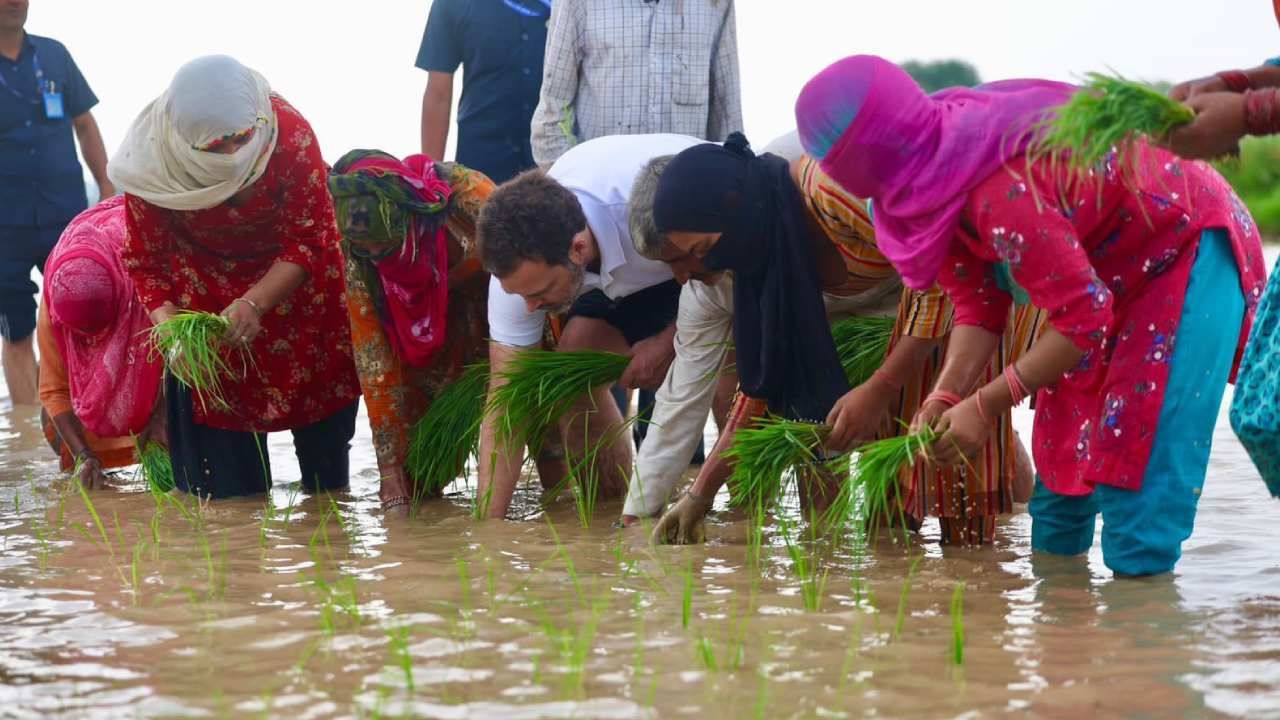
[328,150,495,514]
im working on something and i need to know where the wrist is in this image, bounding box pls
[868,368,904,393]
[1245,88,1280,136]
[232,296,265,317]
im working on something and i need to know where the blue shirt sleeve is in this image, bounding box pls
[415,0,463,73]
[60,45,97,119]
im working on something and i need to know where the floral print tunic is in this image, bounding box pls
[344,164,493,478]
[938,143,1265,496]
[121,96,360,433]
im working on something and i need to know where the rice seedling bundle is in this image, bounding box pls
[830,315,895,387]
[1032,72,1194,176]
[134,439,174,494]
[148,311,240,411]
[820,425,937,535]
[405,363,489,502]
[723,416,830,511]
[488,349,630,451]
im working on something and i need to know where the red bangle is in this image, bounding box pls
[925,389,964,408]
[1004,365,1031,406]
[1216,70,1253,93]
[975,389,990,423]
[1244,88,1280,136]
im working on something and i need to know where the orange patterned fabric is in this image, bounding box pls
[345,163,494,476]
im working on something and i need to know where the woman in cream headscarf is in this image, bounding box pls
[109,55,360,500]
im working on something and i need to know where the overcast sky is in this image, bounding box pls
[27,0,1280,167]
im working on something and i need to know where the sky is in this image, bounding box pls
[25,0,1280,171]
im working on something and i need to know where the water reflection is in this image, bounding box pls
[0,391,1274,718]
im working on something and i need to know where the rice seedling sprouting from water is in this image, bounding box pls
[830,315,895,387]
[950,581,966,665]
[488,349,630,452]
[133,439,174,494]
[1030,72,1195,178]
[149,311,247,412]
[405,363,489,505]
[778,514,829,612]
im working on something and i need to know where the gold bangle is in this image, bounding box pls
[232,297,264,317]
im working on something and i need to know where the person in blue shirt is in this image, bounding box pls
[416,0,549,184]
[0,0,112,406]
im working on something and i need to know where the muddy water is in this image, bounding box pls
[0,383,1278,719]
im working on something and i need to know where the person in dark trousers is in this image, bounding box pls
[0,0,112,405]
[416,0,549,185]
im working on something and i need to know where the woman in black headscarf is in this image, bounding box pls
[651,133,851,424]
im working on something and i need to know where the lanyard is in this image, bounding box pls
[503,0,551,18]
[0,44,45,103]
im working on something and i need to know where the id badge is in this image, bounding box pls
[43,90,64,120]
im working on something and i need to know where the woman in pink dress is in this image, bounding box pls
[795,55,1265,576]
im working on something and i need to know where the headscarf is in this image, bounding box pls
[43,196,162,438]
[794,55,1075,290]
[108,55,278,211]
[328,150,454,367]
[653,133,849,421]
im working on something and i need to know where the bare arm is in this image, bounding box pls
[932,326,1084,466]
[825,333,940,452]
[421,72,454,159]
[72,111,113,198]
[477,341,532,518]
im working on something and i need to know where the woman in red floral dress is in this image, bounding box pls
[108,55,360,498]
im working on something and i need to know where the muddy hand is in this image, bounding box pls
[651,490,715,545]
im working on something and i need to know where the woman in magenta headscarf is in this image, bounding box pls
[37,196,164,488]
[795,55,1266,576]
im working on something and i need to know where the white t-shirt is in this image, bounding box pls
[487,133,703,347]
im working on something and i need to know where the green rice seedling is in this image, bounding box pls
[695,635,718,672]
[820,426,938,541]
[1031,72,1195,180]
[950,582,966,666]
[455,554,473,611]
[540,411,638,528]
[488,348,630,452]
[384,624,415,693]
[752,665,770,720]
[893,554,923,642]
[830,315,896,387]
[405,363,489,505]
[327,495,363,553]
[129,537,146,603]
[149,311,244,412]
[681,559,694,629]
[778,514,829,612]
[133,439,174,494]
[279,487,300,524]
[544,517,585,608]
[73,478,114,558]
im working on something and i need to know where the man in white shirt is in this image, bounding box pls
[476,133,702,519]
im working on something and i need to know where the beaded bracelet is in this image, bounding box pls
[382,495,410,511]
